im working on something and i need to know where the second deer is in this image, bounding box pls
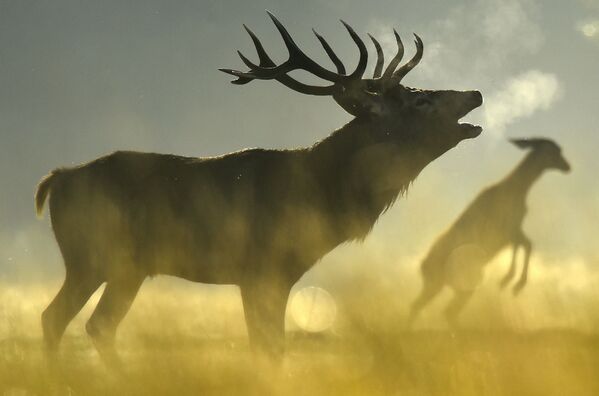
[408,138,570,328]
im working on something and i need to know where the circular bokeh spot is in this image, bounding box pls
[289,286,337,332]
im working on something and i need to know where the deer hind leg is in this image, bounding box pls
[407,277,443,329]
[513,235,532,295]
[444,290,473,329]
[499,242,520,289]
[42,269,103,353]
[86,274,144,365]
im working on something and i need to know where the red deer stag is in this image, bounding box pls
[36,12,482,359]
[408,138,570,328]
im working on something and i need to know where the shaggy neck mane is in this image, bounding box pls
[306,118,424,242]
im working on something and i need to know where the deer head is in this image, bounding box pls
[220,12,483,159]
[510,138,571,173]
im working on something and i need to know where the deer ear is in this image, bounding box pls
[510,138,550,150]
[510,138,536,150]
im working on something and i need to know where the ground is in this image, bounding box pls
[1,328,598,396]
[1,273,598,396]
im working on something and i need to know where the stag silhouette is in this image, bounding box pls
[36,12,482,360]
[408,138,570,328]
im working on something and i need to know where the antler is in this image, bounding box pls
[312,28,346,75]
[220,12,425,116]
[220,12,365,96]
[368,34,384,78]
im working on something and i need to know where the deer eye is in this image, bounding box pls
[415,97,432,108]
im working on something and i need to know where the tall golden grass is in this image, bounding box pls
[1,255,598,396]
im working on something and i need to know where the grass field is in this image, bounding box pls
[1,329,598,396]
[1,279,598,396]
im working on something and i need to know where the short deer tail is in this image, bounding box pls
[35,169,64,218]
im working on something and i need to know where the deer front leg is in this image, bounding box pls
[240,281,291,362]
[499,242,520,289]
[408,276,444,329]
[513,234,532,295]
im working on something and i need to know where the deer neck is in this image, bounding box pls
[503,154,546,198]
[307,118,424,239]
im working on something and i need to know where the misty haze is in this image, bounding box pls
[1,1,598,396]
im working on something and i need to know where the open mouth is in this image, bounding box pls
[456,93,483,138]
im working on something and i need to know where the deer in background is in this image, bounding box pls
[35,12,482,360]
[408,138,570,328]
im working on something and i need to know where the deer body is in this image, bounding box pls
[409,138,570,328]
[38,122,426,285]
[37,13,482,360]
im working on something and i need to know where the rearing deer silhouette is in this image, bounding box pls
[408,138,570,328]
[35,12,482,360]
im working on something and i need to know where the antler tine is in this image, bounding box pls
[228,25,276,85]
[231,50,264,85]
[266,11,342,83]
[220,24,277,85]
[381,29,404,81]
[243,24,276,67]
[391,33,423,83]
[312,28,346,75]
[340,20,368,79]
[367,34,384,78]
